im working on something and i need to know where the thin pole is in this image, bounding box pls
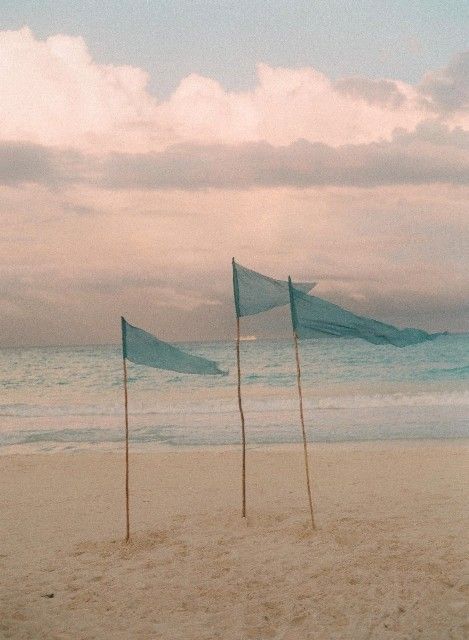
[236,316,247,518]
[123,356,130,542]
[293,330,315,529]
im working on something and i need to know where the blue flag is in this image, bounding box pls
[288,280,443,347]
[232,259,315,318]
[121,318,227,375]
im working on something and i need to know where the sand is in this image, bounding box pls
[0,440,467,639]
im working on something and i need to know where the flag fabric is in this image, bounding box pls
[121,317,227,375]
[288,280,442,347]
[232,259,315,318]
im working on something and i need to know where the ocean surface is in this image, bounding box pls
[0,334,468,453]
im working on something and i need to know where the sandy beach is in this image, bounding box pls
[0,440,467,639]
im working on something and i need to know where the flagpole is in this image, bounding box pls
[289,278,315,530]
[121,317,130,542]
[123,350,130,542]
[233,258,247,518]
[293,330,315,529]
[236,315,247,518]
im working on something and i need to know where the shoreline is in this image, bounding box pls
[1,434,468,457]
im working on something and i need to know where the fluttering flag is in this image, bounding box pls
[232,260,315,317]
[122,317,226,375]
[120,317,226,542]
[288,281,442,347]
[286,278,444,529]
[231,259,315,519]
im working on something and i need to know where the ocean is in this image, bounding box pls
[1,334,468,453]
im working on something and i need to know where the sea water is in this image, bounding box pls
[0,334,468,453]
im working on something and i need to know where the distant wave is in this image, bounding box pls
[418,364,469,379]
[1,420,468,452]
[1,389,468,419]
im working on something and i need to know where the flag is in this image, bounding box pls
[288,280,443,347]
[232,259,315,318]
[121,317,227,375]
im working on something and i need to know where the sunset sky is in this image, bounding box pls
[1,1,468,346]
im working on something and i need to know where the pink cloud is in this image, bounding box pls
[1,178,467,344]
[0,28,158,150]
[2,122,467,189]
[1,28,466,154]
[0,29,467,343]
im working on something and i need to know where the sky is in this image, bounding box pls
[0,1,468,345]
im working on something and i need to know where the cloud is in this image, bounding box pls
[3,122,467,189]
[1,179,468,345]
[0,142,59,185]
[0,141,85,187]
[100,123,469,189]
[0,29,467,344]
[60,202,98,216]
[418,51,469,113]
[0,27,159,152]
[2,28,467,155]
[334,77,406,108]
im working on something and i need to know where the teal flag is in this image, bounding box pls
[121,318,227,375]
[232,259,315,318]
[288,280,443,347]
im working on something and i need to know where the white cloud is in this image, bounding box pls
[1,28,466,154]
[0,28,158,150]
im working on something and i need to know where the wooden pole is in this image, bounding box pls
[123,355,130,542]
[236,316,247,518]
[293,330,315,530]
[233,258,247,519]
